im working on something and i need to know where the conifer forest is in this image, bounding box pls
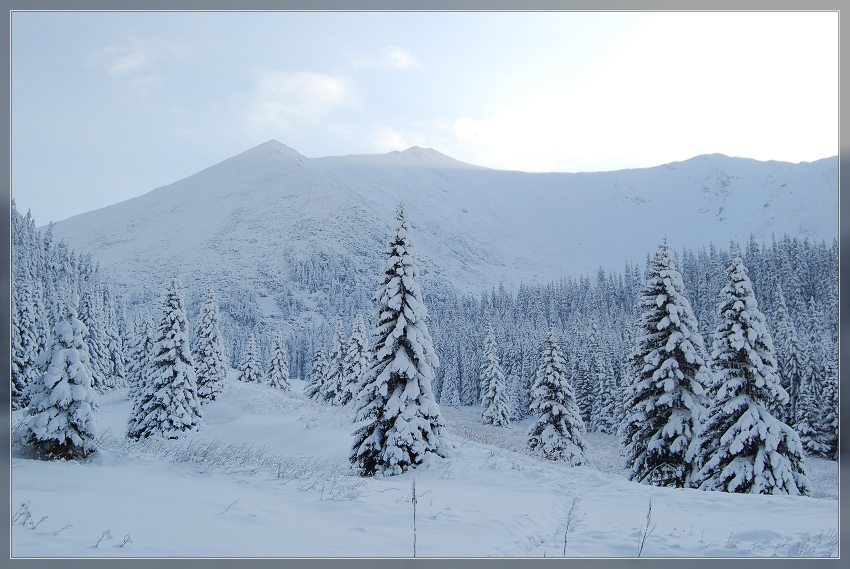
[10,196,839,557]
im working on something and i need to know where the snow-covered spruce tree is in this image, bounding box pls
[620,240,710,488]
[586,315,618,433]
[237,334,265,384]
[527,332,586,465]
[267,333,291,391]
[690,250,809,495]
[480,322,511,426]
[104,303,127,389]
[818,335,838,460]
[26,294,98,460]
[770,284,803,423]
[127,277,203,440]
[571,345,594,424]
[126,311,155,402]
[12,276,41,409]
[793,368,828,458]
[589,354,619,435]
[351,206,446,476]
[320,321,346,404]
[437,347,462,408]
[336,315,371,406]
[304,346,328,401]
[78,290,111,393]
[192,291,228,402]
[794,298,831,457]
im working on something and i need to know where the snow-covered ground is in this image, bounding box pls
[10,375,838,558]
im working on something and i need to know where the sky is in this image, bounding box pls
[11,11,838,224]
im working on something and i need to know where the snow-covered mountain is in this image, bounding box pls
[48,140,837,305]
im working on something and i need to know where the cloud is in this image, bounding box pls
[379,46,420,69]
[443,12,836,172]
[97,44,154,75]
[90,37,192,75]
[366,125,433,153]
[88,37,193,96]
[449,20,837,173]
[350,46,420,70]
[370,126,411,151]
[245,70,353,131]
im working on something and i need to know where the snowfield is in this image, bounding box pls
[10,374,837,558]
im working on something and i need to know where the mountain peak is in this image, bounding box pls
[387,145,482,169]
[401,145,434,154]
[249,139,304,157]
[223,140,309,169]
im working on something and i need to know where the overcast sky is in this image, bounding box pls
[11,11,838,224]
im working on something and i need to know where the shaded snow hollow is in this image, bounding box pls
[11,376,837,558]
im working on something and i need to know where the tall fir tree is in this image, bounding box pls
[503,347,528,421]
[437,346,462,408]
[126,311,155,402]
[770,284,803,423]
[793,298,832,457]
[589,352,618,434]
[192,291,228,402]
[620,240,710,488]
[587,316,618,434]
[690,250,809,495]
[480,322,511,426]
[127,277,204,440]
[26,294,99,460]
[818,335,838,459]
[304,346,328,401]
[570,324,594,424]
[237,334,265,384]
[267,333,292,391]
[351,206,445,476]
[103,293,127,389]
[527,332,586,465]
[78,290,111,393]
[336,315,371,406]
[12,276,41,409]
[320,321,347,404]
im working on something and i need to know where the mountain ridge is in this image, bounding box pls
[46,142,837,309]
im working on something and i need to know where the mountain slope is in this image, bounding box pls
[48,140,837,306]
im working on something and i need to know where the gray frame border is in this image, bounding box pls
[3,1,845,568]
